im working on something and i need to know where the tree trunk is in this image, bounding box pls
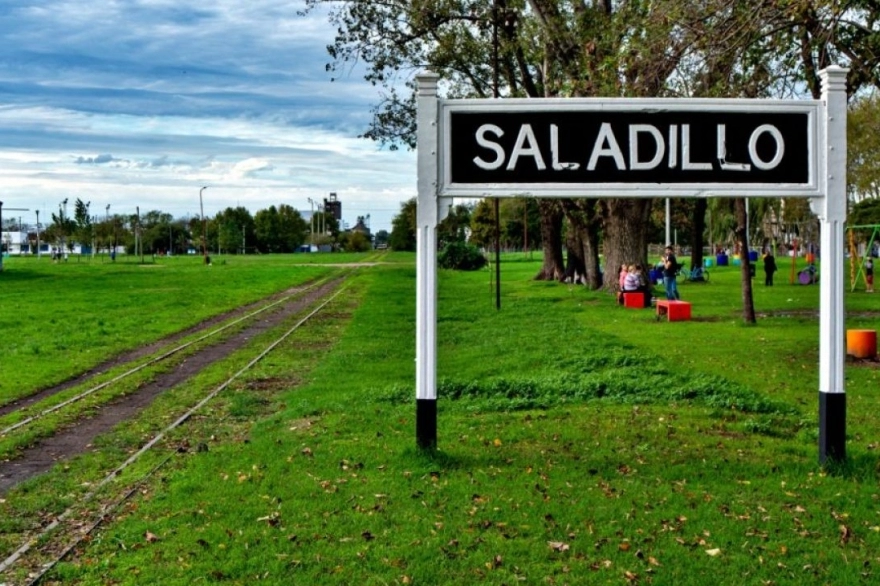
[734,197,756,323]
[534,199,565,281]
[564,226,586,284]
[690,198,707,271]
[601,199,654,291]
[581,218,603,290]
[562,199,602,289]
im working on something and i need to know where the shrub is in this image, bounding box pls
[438,242,487,271]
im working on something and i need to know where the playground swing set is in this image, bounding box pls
[784,237,820,286]
[847,224,880,292]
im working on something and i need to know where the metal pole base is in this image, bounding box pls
[819,392,846,465]
[416,399,437,450]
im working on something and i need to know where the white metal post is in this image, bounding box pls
[416,71,440,448]
[813,65,849,464]
[665,198,670,246]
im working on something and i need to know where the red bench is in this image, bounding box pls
[656,300,691,321]
[623,291,650,309]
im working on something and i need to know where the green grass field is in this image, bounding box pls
[2,251,880,585]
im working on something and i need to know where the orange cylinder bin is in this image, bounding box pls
[846,329,877,359]
[806,253,815,264]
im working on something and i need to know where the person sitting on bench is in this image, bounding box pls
[623,264,652,307]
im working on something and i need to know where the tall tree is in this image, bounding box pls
[303,0,780,288]
[254,205,308,253]
[389,198,417,252]
[439,203,473,244]
[848,95,880,201]
[214,207,255,254]
[734,197,756,324]
[305,0,880,291]
[73,198,93,254]
[50,201,75,254]
[562,199,602,288]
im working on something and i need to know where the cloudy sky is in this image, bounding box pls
[0,0,416,233]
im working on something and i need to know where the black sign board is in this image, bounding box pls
[448,110,811,186]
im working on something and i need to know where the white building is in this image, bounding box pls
[1,230,32,254]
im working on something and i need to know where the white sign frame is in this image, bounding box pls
[415,67,848,464]
[440,99,822,199]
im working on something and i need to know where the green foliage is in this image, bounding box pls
[340,230,372,252]
[253,204,308,253]
[438,203,472,244]
[389,197,416,251]
[468,198,540,251]
[374,229,389,247]
[438,241,487,270]
[849,95,880,200]
[849,197,880,229]
[468,199,496,249]
[214,206,255,254]
[377,366,790,418]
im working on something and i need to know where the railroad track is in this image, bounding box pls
[0,269,355,585]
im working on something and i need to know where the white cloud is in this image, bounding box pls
[0,1,415,233]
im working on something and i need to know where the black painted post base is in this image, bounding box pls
[416,399,437,450]
[819,392,846,465]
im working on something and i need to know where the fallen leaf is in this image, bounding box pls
[619,542,631,552]
[548,541,570,552]
[705,548,721,557]
[145,531,159,543]
[648,556,661,566]
[840,524,853,544]
[493,438,502,447]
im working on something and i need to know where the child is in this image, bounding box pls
[617,263,627,305]
[866,258,874,293]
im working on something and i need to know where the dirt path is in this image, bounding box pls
[0,278,343,495]
[0,282,318,418]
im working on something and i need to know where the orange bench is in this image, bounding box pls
[656,300,691,321]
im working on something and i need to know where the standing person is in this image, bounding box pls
[662,246,680,300]
[866,257,874,293]
[763,251,778,286]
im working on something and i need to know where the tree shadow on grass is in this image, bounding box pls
[0,269,53,283]
[821,450,880,481]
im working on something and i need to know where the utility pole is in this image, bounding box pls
[36,210,41,258]
[137,205,143,263]
[307,197,315,251]
[199,186,208,264]
[105,204,110,259]
[59,198,68,260]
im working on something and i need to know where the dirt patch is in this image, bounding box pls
[245,376,300,392]
[0,279,343,495]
